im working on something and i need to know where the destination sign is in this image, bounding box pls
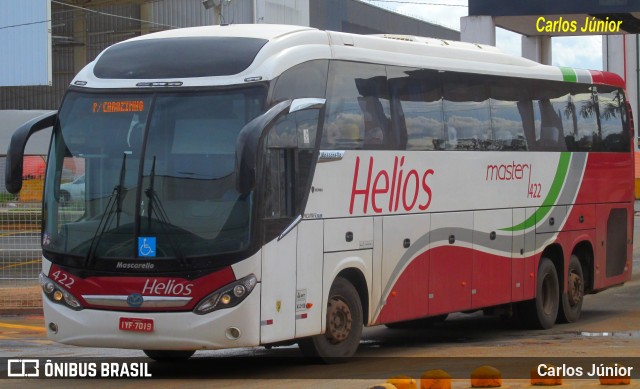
[92,100,145,113]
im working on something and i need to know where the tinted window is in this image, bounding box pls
[271,60,328,102]
[321,61,391,150]
[490,79,528,151]
[94,37,267,79]
[527,82,629,152]
[388,68,444,150]
[597,87,629,151]
[572,91,599,151]
[43,88,267,263]
[545,92,573,150]
[321,62,629,153]
[264,109,321,223]
[267,110,319,149]
[533,94,567,151]
[443,74,491,150]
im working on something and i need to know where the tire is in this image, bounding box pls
[516,257,559,329]
[298,277,363,363]
[385,314,448,330]
[558,255,584,323]
[143,350,195,362]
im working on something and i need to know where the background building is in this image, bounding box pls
[0,0,458,111]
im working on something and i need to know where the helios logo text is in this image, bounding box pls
[350,156,434,214]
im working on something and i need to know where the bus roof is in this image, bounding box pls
[72,24,625,90]
[127,23,316,42]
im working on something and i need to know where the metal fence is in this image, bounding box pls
[0,156,44,311]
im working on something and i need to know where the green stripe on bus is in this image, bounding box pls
[501,152,571,232]
[560,67,577,82]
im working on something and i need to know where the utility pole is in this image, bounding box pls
[202,0,222,25]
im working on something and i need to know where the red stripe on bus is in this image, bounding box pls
[590,70,625,89]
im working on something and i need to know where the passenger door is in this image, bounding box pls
[260,108,322,343]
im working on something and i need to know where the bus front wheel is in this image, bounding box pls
[298,277,363,363]
[143,350,195,362]
[517,257,559,329]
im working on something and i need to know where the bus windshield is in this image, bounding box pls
[43,87,266,267]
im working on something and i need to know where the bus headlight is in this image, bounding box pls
[194,274,257,315]
[39,273,83,311]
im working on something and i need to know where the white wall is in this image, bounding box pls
[257,0,309,26]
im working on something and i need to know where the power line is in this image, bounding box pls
[0,20,51,31]
[1,1,178,32]
[50,0,178,29]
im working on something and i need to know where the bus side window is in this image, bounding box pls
[264,147,294,219]
[596,87,628,152]
[535,99,568,151]
[443,74,491,150]
[548,90,580,151]
[265,115,297,219]
[490,79,528,151]
[572,90,601,150]
[321,61,391,150]
[265,110,321,221]
[516,99,537,149]
[271,60,328,103]
[387,67,444,151]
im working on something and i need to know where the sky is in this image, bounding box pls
[360,0,603,70]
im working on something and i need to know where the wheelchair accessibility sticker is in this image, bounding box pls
[138,237,156,257]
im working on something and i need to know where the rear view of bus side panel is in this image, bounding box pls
[471,209,513,309]
[579,153,633,291]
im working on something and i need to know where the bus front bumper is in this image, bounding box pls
[42,284,261,350]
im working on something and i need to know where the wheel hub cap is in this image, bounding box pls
[326,297,352,344]
[568,272,583,306]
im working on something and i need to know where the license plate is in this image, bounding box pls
[119,317,154,332]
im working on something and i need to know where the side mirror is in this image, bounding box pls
[235,98,326,194]
[236,100,292,194]
[5,111,58,194]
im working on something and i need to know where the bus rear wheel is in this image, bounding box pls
[558,255,584,323]
[517,257,559,329]
[298,277,363,363]
[143,350,195,362]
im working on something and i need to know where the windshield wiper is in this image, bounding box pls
[145,156,171,229]
[145,156,189,268]
[115,152,127,228]
[84,153,128,267]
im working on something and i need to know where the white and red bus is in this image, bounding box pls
[6,24,634,361]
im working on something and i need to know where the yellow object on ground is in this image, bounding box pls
[421,369,452,389]
[470,365,502,388]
